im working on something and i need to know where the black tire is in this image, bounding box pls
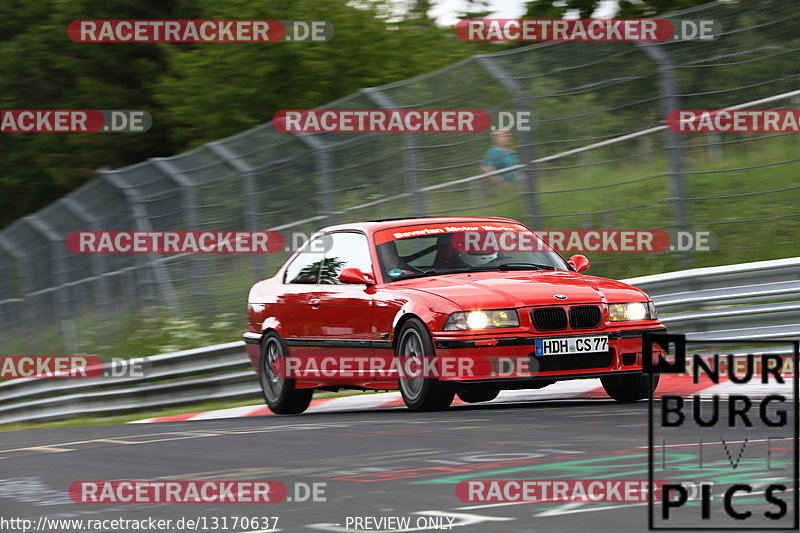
[457,389,500,403]
[396,319,455,412]
[259,332,313,414]
[601,373,660,402]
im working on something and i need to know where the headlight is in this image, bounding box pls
[608,301,654,321]
[444,309,519,330]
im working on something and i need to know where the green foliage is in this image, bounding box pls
[0,0,480,228]
[153,0,480,147]
[128,309,241,354]
[458,0,494,18]
[72,307,243,358]
[523,0,712,18]
[0,0,195,226]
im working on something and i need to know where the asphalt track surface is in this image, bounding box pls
[0,397,795,533]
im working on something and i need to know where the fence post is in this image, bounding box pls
[101,169,181,316]
[0,253,9,349]
[206,141,264,279]
[361,88,426,216]
[295,133,336,225]
[474,55,540,229]
[150,158,208,313]
[59,197,113,328]
[23,216,77,354]
[637,43,691,267]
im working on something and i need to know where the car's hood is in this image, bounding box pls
[395,270,648,309]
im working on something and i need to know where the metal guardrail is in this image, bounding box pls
[0,342,260,425]
[626,256,800,342]
[1,256,798,425]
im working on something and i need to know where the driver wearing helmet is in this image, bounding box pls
[456,249,498,268]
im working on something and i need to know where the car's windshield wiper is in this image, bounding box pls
[468,262,557,272]
[499,262,557,271]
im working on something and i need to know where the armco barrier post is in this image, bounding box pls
[475,55,540,229]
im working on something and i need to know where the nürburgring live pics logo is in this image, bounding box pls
[643,333,799,530]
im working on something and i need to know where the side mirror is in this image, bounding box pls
[338,267,375,285]
[568,254,590,273]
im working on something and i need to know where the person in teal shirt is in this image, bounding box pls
[481,129,519,183]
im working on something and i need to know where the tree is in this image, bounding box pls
[523,0,713,19]
[0,0,198,227]
[153,0,476,148]
[0,0,480,229]
[459,0,493,18]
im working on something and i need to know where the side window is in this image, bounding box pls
[320,232,372,285]
[284,236,326,284]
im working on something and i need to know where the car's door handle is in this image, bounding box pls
[309,298,321,308]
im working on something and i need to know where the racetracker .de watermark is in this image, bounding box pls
[273,354,619,379]
[276,355,477,379]
[456,479,663,502]
[667,110,800,132]
[68,20,334,42]
[0,355,151,378]
[67,231,288,254]
[455,19,720,42]
[454,230,715,253]
[1,110,151,133]
[68,481,326,503]
[273,110,493,133]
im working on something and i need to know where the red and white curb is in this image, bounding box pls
[129,375,792,424]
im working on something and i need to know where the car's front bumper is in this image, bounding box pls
[431,326,667,382]
[242,326,667,390]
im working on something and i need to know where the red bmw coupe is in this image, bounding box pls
[244,217,666,414]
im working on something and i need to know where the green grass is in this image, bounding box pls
[435,132,799,279]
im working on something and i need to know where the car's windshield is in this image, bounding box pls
[375,223,570,281]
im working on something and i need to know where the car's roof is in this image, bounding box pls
[320,216,525,234]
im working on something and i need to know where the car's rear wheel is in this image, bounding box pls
[457,389,500,403]
[601,373,660,402]
[259,332,313,414]
[397,319,454,412]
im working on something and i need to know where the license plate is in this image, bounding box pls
[535,335,608,356]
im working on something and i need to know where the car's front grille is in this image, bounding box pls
[569,305,602,329]
[531,308,568,331]
[533,352,613,372]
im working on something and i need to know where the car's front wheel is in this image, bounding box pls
[396,319,454,412]
[601,373,660,402]
[259,332,313,414]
